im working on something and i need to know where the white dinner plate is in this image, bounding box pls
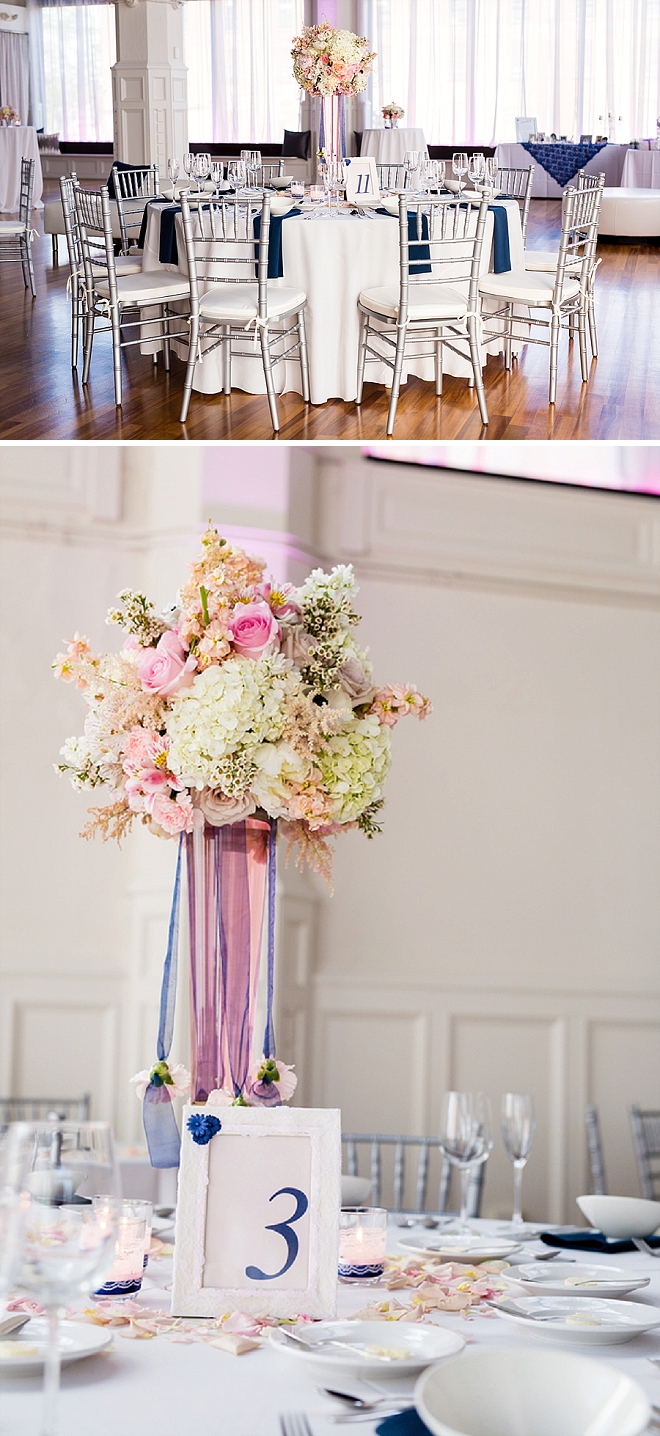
[398,1235,521,1262]
[0,1319,113,1375]
[269,1319,464,1378]
[512,1262,651,1298]
[492,1295,660,1345]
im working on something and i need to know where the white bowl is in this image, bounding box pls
[269,175,294,189]
[268,197,295,217]
[340,1175,372,1205]
[416,1347,650,1436]
[270,1319,464,1380]
[576,1193,660,1239]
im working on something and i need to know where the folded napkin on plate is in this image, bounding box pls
[541,1228,660,1254]
[376,1412,429,1436]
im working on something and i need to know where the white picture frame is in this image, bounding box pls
[344,156,381,204]
[171,1104,341,1318]
[515,116,538,142]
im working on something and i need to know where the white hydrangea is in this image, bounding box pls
[297,563,358,608]
[165,654,300,789]
[317,714,392,823]
[250,741,313,818]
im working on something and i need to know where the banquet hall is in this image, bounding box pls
[0,0,658,441]
[1,443,660,1435]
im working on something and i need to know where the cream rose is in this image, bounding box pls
[197,787,257,827]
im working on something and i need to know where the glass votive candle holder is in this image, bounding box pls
[338,1207,388,1283]
[309,185,324,205]
[92,1197,148,1298]
[290,181,304,202]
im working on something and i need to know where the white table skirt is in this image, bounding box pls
[0,126,43,213]
[621,149,660,188]
[361,128,428,166]
[4,1219,660,1436]
[494,141,627,196]
[141,198,524,404]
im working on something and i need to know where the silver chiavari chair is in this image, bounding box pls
[111,164,160,256]
[378,162,408,192]
[479,179,603,404]
[585,1106,607,1195]
[61,176,143,370]
[524,170,604,358]
[74,182,191,406]
[178,190,310,431]
[630,1106,660,1201]
[495,164,534,245]
[249,160,286,187]
[0,156,36,296]
[0,1094,90,1139]
[342,1132,485,1217]
[357,193,490,434]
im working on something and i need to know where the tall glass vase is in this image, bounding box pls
[185,818,270,1105]
[319,93,345,165]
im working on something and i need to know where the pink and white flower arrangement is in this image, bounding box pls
[382,101,405,122]
[54,526,431,878]
[292,22,376,98]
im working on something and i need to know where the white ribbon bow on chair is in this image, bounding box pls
[243,314,269,349]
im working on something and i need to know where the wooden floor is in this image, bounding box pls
[0,191,657,442]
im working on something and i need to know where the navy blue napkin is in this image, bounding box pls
[487,204,510,273]
[253,209,302,279]
[376,1412,429,1436]
[541,1228,660,1255]
[375,209,432,275]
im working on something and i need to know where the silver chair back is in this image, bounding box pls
[342,1132,485,1217]
[585,1105,607,1195]
[59,173,83,366]
[0,156,36,295]
[395,196,489,325]
[378,162,408,191]
[554,176,604,296]
[0,1093,90,1137]
[630,1105,660,1200]
[18,155,35,229]
[112,164,160,254]
[496,164,534,244]
[248,160,286,187]
[179,190,270,321]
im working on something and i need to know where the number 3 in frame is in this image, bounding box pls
[245,1186,309,1281]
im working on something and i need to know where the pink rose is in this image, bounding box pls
[228,602,280,660]
[137,631,197,697]
[198,788,257,828]
[149,791,201,835]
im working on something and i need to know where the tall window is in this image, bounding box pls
[41,3,116,141]
[362,0,660,144]
[184,0,304,143]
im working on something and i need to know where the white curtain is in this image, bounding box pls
[359,0,660,144]
[184,0,304,142]
[0,32,29,126]
[26,0,115,141]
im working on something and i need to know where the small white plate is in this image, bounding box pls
[269,1319,464,1378]
[512,1262,651,1298]
[0,1319,113,1375]
[492,1295,660,1345]
[398,1235,521,1262]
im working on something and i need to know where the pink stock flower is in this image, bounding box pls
[136,631,197,697]
[369,684,432,727]
[150,790,202,835]
[229,601,280,660]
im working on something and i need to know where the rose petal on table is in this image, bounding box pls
[222,1310,263,1337]
[117,1319,157,1339]
[209,1333,260,1355]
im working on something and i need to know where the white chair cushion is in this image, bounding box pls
[90,257,142,277]
[43,199,65,235]
[198,283,306,323]
[359,284,468,321]
[0,221,26,236]
[95,271,190,304]
[478,269,580,304]
[524,249,581,273]
[598,187,660,238]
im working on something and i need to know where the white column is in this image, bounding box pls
[112,0,188,172]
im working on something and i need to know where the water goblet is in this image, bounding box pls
[452,151,468,198]
[404,149,420,191]
[501,1093,536,1233]
[468,152,486,190]
[248,150,262,188]
[210,161,224,191]
[9,1121,119,1436]
[182,151,195,188]
[167,157,180,191]
[484,156,498,195]
[439,1091,493,1238]
[195,152,211,191]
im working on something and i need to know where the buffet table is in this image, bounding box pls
[494,141,627,196]
[3,1220,660,1436]
[140,197,524,404]
[621,149,660,188]
[361,128,428,165]
[0,126,43,213]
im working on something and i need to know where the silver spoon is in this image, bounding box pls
[279,1329,398,1361]
[632,1238,660,1258]
[319,1389,410,1412]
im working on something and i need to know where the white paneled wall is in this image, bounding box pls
[1,448,658,1225]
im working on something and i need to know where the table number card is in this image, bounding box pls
[171,1105,341,1318]
[344,157,381,204]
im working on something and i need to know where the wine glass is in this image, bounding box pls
[484,156,498,195]
[249,150,262,187]
[195,152,211,191]
[9,1122,119,1436]
[404,149,420,191]
[210,161,224,191]
[501,1093,536,1233]
[183,151,195,188]
[167,157,180,191]
[323,158,341,211]
[0,1125,32,1302]
[468,152,485,190]
[228,160,246,191]
[452,151,468,198]
[439,1092,493,1238]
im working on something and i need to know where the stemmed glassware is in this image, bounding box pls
[484,156,498,195]
[501,1093,536,1233]
[228,159,246,191]
[6,1121,119,1436]
[167,157,180,191]
[182,151,195,189]
[468,151,486,190]
[241,150,261,188]
[195,152,212,191]
[452,150,468,197]
[404,149,420,190]
[210,161,224,191]
[323,158,342,212]
[439,1092,493,1238]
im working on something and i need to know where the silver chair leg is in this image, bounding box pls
[222,324,231,395]
[356,310,368,404]
[260,326,280,432]
[298,308,310,403]
[162,307,171,372]
[180,315,199,423]
[578,302,589,382]
[71,277,80,370]
[434,328,443,396]
[110,303,123,406]
[52,234,58,265]
[81,307,95,386]
[588,293,598,358]
[504,304,512,370]
[386,322,407,436]
[467,317,488,426]
[25,240,36,299]
[549,310,560,404]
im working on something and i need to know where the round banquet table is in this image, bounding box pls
[494,141,627,196]
[361,128,428,165]
[621,148,660,188]
[140,197,525,404]
[0,126,43,213]
[3,1218,660,1436]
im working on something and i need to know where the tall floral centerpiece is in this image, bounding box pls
[54,527,430,1164]
[291,20,376,166]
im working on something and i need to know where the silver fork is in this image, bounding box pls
[632,1238,660,1258]
[280,1416,314,1436]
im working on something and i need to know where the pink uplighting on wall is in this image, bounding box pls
[364,445,660,496]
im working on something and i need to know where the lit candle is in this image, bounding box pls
[338,1207,387,1283]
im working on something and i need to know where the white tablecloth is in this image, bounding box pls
[141,198,524,404]
[494,141,627,196]
[621,149,660,188]
[0,126,43,213]
[361,128,428,166]
[4,1220,660,1436]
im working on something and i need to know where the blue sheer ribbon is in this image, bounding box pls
[143,834,184,1168]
